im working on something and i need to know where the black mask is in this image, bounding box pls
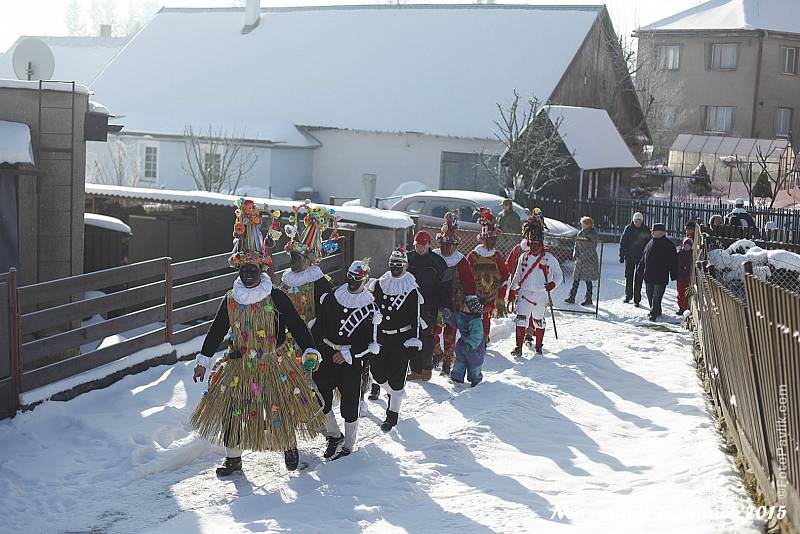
[290,252,307,272]
[239,264,261,288]
[346,271,365,293]
[389,261,406,277]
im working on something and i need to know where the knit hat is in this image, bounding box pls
[436,211,460,244]
[734,198,745,207]
[522,207,546,242]
[347,259,371,280]
[475,207,501,239]
[633,212,644,221]
[284,200,339,262]
[389,247,408,264]
[465,295,484,314]
[652,223,667,232]
[682,237,694,247]
[229,198,281,270]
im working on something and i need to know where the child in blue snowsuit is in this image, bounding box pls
[442,295,486,387]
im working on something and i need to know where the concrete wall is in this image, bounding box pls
[638,31,800,158]
[0,85,88,285]
[309,128,501,201]
[87,135,313,199]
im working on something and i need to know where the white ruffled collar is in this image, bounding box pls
[377,271,419,296]
[232,273,273,305]
[334,283,375,309]
[281,265,324,288]
[472,244,496,258]
[433,249,465,268]
[519,239,529,252]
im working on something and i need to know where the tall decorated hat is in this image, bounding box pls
[522,207,547,243]
[229,198,282,271]
[436,211,460,244]
[284,200,340,262]
[475,207,502,239]
[347,258,371,280]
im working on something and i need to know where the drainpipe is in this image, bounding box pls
[751,30,767,136]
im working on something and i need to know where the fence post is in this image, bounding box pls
[164,257,173,345]
[8,268,21,413]
[742,261,775,483]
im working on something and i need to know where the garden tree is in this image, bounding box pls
[687,162,712,197]
[90,136,140,187]
[182,125,260,194]
[752,171,773,204]
[480,92,572,202]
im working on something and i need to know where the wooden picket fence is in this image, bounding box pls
[692,231,800,529]
[0,229,354,419]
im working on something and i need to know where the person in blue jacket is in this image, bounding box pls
[442,295,486,387]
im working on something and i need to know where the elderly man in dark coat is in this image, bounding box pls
[619,212,651,306]
[636,223,678,322]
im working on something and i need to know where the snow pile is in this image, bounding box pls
[84,213,132,235]
[706,241,800,289]
[0,245,761,533]
[0,120,33,165]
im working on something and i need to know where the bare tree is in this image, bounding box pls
[89,136,140,187]
[65,0,86,36]
[121,0,159,36]
[89,0,118,35]
[752,145,799,208]
[480,92,572,201]
[181,125,260,194]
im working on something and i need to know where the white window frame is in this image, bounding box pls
[776,107,793,138]
[710,43,738,70]
[658,105,678,131]
[782,46,798,75]
[657,45,681,71]
[140,141,159,186]
[705,106,736,134]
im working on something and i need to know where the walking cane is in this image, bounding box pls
[544,266,558,340]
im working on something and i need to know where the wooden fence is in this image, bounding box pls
[1,230,354,419]
[692,231,800,529]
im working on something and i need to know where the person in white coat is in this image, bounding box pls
[509,210,563,357]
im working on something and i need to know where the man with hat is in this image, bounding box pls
[468,207,510,341]
[636,223,677,322]
[369,247,423,431]
[406,230,447,381]
[619,212,651,306]
[496,198,522,234]
[725,198,760,238]
[433,211,478,375]
[312,259,381,460]
[509,209,563,357]
[190,199,325,474]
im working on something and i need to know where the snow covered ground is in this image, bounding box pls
[0,245,761,533]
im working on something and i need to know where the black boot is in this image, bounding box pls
[323,434,344,459]
[535,345,543,355]
[284,448,299,471]
[331,447,351,460]
[564,296,575,304]
[215,456,242,476]
[381,410,399,432]
[581,297,593,306]
[368,383,380,401]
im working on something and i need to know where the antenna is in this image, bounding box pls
[12,38,55,81]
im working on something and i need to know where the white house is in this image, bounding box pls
[87,2,648,201]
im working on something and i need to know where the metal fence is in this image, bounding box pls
[692,231,800,530]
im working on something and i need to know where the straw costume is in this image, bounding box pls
[467,207,510,340]
[191,199,325,474]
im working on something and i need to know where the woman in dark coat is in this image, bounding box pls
[565,216,600,306]
[636,223,678,321]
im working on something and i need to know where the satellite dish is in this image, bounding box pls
[12,38,55,81]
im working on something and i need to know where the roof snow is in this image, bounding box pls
[0,120,34,165]
[84,213,132,235]
[638,0,800,35]
[0,35,127,86]
[546,106,641,170]
[90,5,602,141]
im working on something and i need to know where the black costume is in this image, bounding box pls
[279,265,335,329]
[406,249,447,374]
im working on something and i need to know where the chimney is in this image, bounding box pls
[99,24,112,37]
[242,0,260,34]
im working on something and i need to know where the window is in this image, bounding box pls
[709,43,738,70]
[403,200,426,215]
[425,200,476,221]
[203,152,221,181]
[440,151,502,195]
[776,107,792,137]
[142,144,158,185]
[782,47,798,74]
[657,45,681,70]
[658,106,678,131]
[705,106,736,133]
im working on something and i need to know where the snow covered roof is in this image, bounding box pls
[638,0,800,35]
[671,134,791,163]
[84,213,132,235]
[0,35,127,85]
[85,184,414,229]
[546,106,641,170]
[90,5,602,141]
[0,120,34,165]
[0,79,90,95]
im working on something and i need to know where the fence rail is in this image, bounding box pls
[692,231,800,529]
[1,229,354,418]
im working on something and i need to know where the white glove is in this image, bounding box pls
[195,353,213,369]
[368,342,381,355]
[403,338,423,351]
[340,347,353,365]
